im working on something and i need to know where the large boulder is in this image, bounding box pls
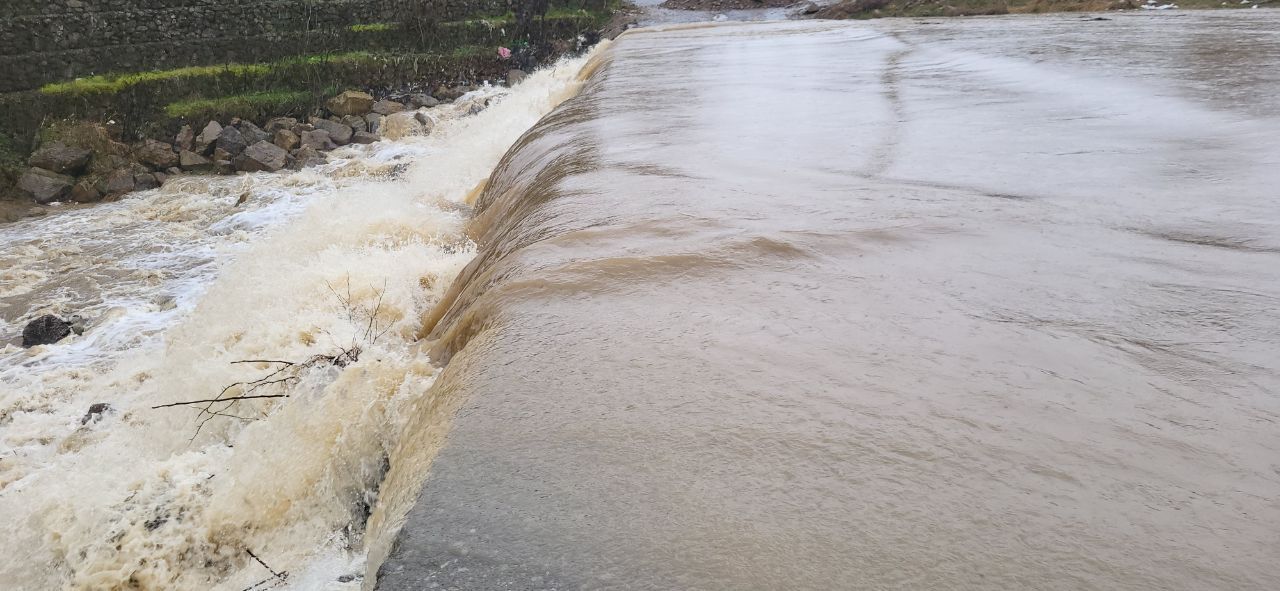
[70,180,104,203]
[237,120,271,145]
[194,120,223,154]
[506,69,529,87]
[179,150,212,172]
[234,141,289,172]
[133,173,160,191]
[22,315,72,347]
[407,93,439,109]
[28,142,92,175]
[100,168,136,197]
[273,129,300,151]
[134,139,179,169]
[215,126,248,156]
[265,117,299,134]
[174,125,195,151]
[289,146,327,170]
[351,131,379,144]
[371,99,406,115]
[299,130,337,151]
[17,168,75,203]
[341,115,368,133]
[310,118,353,145]
[381,111,433,140]
[327,90,375,117]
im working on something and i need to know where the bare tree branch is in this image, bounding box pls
[152,394,290,409]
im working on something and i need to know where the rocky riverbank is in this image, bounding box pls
[1,74,531,224]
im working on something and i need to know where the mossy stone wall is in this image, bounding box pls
[0,0,516,92]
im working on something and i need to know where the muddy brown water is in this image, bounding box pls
[375,13,1280,591]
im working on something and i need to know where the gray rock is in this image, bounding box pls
[28,142,92,175]
[341,115,368,133]
[179,149,212,171]
[17,168,75,203]
[237,120,271,145]
[265,117,299,134]
[134,139,178,169]
[351,131,379,144]
[435,85,468,101]
[215,126,248,156]
[234,141,289,172]
[81,402,111,425]
[371,99,407,115]
[407,93,440,109]
[299,130,337,151]
[22,315,72,347]
[174,125,194,151]
[70,180,103,203]
[212,147,233,162]
[365,113,384,134]
[506,69,528,86]
[381,111,432,140]
[133,173,160,191]
[215,160,236,175]
[327,90,375,117]
[289,146,327,169]
[100,168,135,197]
[165,167,182,176]
[153,172,168,185]
[310,118,353,145]
[194,120,223,154]
[274,129,300,151]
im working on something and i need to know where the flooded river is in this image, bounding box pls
[2,10,1279,591]
[376,12,1280,591]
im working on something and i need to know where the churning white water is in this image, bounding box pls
[0,49,600,590]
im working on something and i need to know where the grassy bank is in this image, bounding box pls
[0,1,618,201]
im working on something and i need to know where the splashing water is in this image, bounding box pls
[0,48,602,591]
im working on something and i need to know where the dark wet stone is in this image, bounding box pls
[22,315,72,347]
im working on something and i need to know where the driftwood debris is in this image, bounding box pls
[152,277,388,439]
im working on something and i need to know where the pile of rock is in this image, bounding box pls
[14,89,440,205]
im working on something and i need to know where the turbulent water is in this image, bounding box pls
[0,52,599,590]
[374,12,1280,591]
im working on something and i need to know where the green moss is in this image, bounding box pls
[164,90,315,120]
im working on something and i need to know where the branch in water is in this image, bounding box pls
[151,394,290,409]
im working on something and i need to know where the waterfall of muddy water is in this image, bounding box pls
[376,13,1280,591]
[0,51,598,590]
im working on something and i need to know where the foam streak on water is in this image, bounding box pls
[0,49,599,590]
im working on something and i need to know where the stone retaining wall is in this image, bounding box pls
[0,0,515,92]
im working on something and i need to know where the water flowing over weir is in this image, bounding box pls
[376,14,1280,591]
[0,52,600,590]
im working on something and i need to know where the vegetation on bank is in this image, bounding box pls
[0,0,618,202]
[163,90,317,121]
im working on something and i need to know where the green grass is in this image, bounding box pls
[349,22,396,32]
[164,90,314,120]
[38,52,383,98]
[448,45,490,59]
[41,63,273,96]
